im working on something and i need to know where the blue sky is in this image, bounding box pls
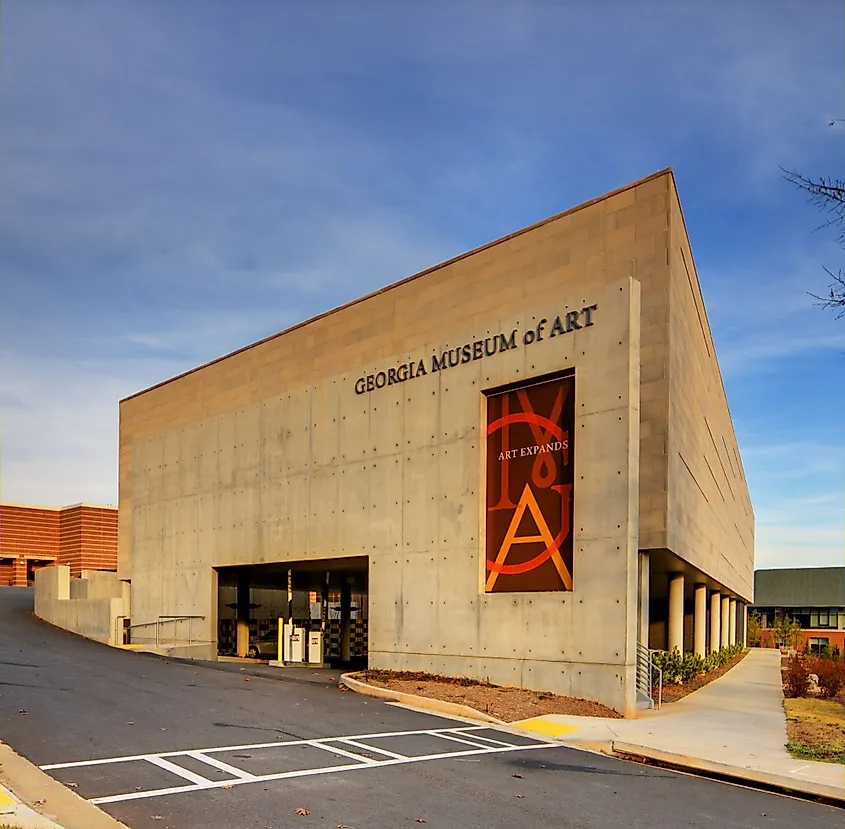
[0,1,843,569]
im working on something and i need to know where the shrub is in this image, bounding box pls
[822,643,841,662]
[747,611,762,647]
[811,657,844,698]
[783,654,811,698]
[651,643,743,687]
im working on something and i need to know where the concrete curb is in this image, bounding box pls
[0,740,130,829]
[611,742,845,807]
[342,672,845,807]
[339,672,506,725]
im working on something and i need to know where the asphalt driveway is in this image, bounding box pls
[0,587,840,829]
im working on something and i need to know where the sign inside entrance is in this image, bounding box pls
[485,375,575,592]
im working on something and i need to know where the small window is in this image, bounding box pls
[808,637,829,654]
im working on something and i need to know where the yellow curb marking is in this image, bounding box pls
[0,786,19,807]
[511,717,580,737]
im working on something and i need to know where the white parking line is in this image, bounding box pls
[185,752,256,780]
[40,726,556,805]
[309,741,378,765]
[337,738,406,759]
[145,756,214,787]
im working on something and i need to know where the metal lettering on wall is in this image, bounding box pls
[353,304,597,394]
[485,376,574,593]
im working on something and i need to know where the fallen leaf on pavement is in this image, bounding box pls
[244,677,251,682]
[414,820,426,824]
[512,773,523,779]
[295,807,311,816]
[18,709,27,715]
[125,721,135,725]
[152,816,163,821]
[66,783,78,788]
[221,785,233,789]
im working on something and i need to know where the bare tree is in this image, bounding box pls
[783,168,845,317]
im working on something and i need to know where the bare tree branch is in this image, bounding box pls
[808,267,845,318]
[782,167,845,243]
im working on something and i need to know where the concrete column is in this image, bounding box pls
[693,584,707,657]
[710,591,721,653]
[638,552,650,646]
[236,570,251,657]
[729,598,737,646]
[340,576,352,662]
[668,574,684,654]
[742,603,748,647]
[720,595,730,649]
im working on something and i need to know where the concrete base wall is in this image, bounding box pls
[34,565,127,646]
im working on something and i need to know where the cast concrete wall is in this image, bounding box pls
[35,566,126,645]
[117,170,754,713]
[664,181,754,599]
[123,277,641,713]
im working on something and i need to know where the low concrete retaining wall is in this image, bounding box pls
[35,566,128,646]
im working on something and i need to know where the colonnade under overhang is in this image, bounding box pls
[638,549,748,655]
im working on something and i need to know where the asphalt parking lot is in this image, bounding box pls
[0,588,841,829]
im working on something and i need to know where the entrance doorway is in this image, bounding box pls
[215,557,368,670]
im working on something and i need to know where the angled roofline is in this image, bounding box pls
[121,168,675,403]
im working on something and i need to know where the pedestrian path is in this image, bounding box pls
[0,781,64,829]
[513,649,845,795]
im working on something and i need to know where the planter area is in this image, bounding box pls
[782,649,845,764]
[652,643,746,703]
[352,670,623,721]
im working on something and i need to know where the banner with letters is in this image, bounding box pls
[485,375,575,593]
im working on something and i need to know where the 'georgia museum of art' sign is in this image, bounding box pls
[354,303,597,395]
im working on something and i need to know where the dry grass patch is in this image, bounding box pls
[352,670,622,721]
[784,696,845,764]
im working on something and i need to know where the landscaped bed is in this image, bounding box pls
[350,670,623,721]
[781,649,845,764]
[659,648,748,703]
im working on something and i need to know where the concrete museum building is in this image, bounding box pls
[118,170,754,715]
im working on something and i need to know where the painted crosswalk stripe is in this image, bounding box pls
[39,726,557,805]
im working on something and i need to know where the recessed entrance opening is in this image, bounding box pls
[215,557,368,670]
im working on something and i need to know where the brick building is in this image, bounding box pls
[751,567,845,653]
[0,503,118,586]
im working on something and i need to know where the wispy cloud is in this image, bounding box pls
[0,1,843,572]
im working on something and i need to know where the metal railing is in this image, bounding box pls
[125,615,208,646]
[635,641,663,710]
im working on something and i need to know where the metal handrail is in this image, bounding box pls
[635,642,663,710]
[126,615,206,646]
[652,660,663,710]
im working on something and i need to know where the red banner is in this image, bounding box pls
[485,376,575,592]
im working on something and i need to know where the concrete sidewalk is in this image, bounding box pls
[513,648,845,800]
[0,740,128,829]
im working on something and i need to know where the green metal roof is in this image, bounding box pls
[753,567,845,608]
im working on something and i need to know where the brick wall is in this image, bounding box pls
[0,557,28,587]
[59,505,119,576]
[0,503,118,583]
[0,504,60,558]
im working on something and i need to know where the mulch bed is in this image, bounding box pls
[658,649,749,703]
[350,669,622,721]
